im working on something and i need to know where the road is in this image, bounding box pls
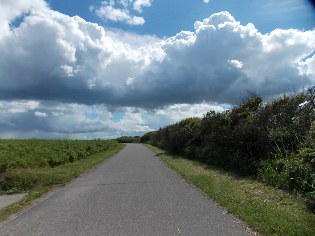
[0,144,251,236]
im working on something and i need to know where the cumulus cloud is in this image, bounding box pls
[0,100,153,139]
[0,5,314,108]
[154,103,225,122]
[92,0,152,25]
[0,99,224,139]
[1,1,315,138]
[112,108,153,133]
[133,0,153,13]
[130,11,315,105]
[95,4,145,25]
[0,0,47,37]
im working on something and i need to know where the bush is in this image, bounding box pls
[117,136,140,143]
[141,89,315,197]
[258,152,314,194]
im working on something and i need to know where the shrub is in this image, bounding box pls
[258,152,314,195]
[117,136,140,143]
[141,89,315,196]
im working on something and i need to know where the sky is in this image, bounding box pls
[0,0,315,139]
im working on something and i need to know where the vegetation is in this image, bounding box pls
[0,139,122,193]
[146,144,315,236]
[0,142,124,221]
[116,136,140,143]
[141,89,315,205]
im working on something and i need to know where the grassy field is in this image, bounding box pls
[146,144,315,236]
[0,140,124,221]
[0,139,120,174]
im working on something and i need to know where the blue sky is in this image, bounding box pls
[47,0,315,36]
[0,0,314,139]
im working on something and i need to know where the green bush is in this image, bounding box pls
[0,169,40,191]
[117,136,140,143]
[141,89,315,197]
[258,152,314,195]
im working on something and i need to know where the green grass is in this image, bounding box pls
[0,139,118,173]
[146,144,315,236]
[0,143,124,221]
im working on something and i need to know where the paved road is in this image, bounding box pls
[0,144,251,236]
[0,193,27,209]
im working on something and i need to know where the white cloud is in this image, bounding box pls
[0,2,164,106]
[112,108,153,133]
[0,100,155,139]
[0,100,40,113]
[306,55,315,77]
[34,111,48,117]
[298,53,315,80]
[133,11,315,105]
[154,103,225,122]
[0,6,314,107]
[133,0,153,13]
[0,0,47,37]
[60,65,79,78]
[106,28,160,47]
[0,2,315,139]
[95,5,145,25]
[93,0,152,26]
[203,0,210,3]
[228,60,243,69]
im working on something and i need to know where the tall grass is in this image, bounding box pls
[0,139,120,192]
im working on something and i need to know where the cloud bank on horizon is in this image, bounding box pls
[0,0,314,139]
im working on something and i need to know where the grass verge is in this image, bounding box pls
[146,144,315,236]
[0,143,124,222]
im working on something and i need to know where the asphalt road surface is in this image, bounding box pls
[0,144,251,236]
